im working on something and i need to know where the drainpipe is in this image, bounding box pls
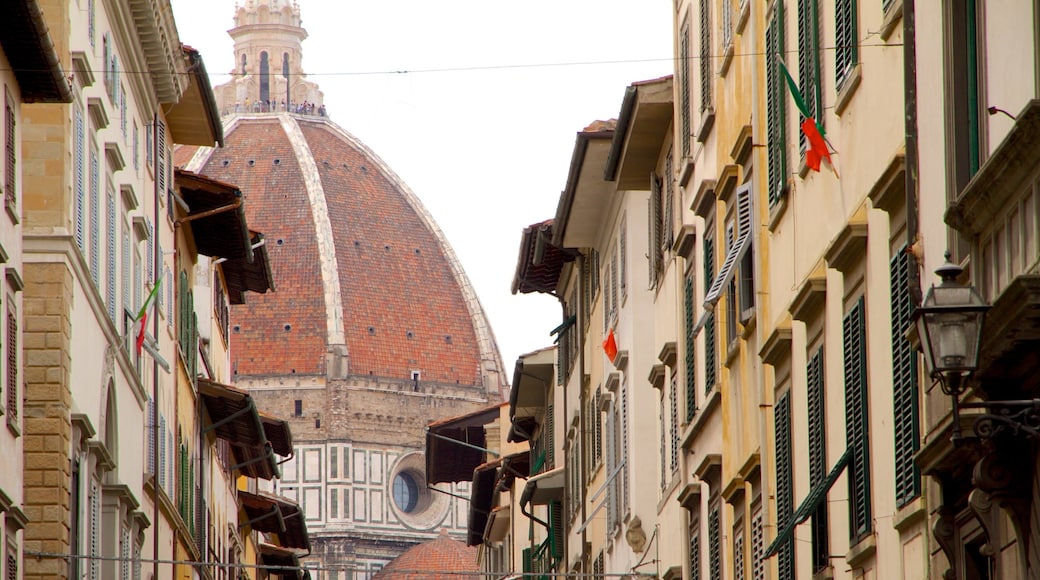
[903,0,923,306]
[151,113,161,580]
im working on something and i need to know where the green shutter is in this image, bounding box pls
[548,500,565,561]
[835,0,858,89]
[699,0,713,111]
[843,296,872,540]
[703,233,717,394]
[685,275,698,420]
[775,392,795,580]
[523,548,533,573]
[767,4,788,208]
[891,248,921,506]
[708,502,722,579]
[807,347,830,573]
[798,0,822,155]
[680,22,692,157]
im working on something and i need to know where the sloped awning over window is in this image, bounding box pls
[199,378,282,480]
[239,490,311,552]
[520,466,565,508]
[175,169,252,262]
[425,404,503,485]
[260,413,294,457]
[467,460,500,547]
[508,347,556,443]
[223,230,275,305]
[258,543,310,580]
[763,449,850,558]
[511,220,576,295]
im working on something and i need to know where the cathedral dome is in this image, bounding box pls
[371,529,478,579]
[178,113,506,397]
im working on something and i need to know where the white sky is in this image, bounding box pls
[170,0,674,373]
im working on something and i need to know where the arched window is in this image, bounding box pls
[259,51,270,104]
[240,53,247,76]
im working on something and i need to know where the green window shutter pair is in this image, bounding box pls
[699,0,713,112]
[774,392,795,580]
[797,0,822,155]
[835,0,858,89]
[766,4,788,208]
[680,23,692,157]
[703,233,717,394]
[843,296,872,541]
[891,248,921,506]
[685,276,697,421]
[806,348,829,573]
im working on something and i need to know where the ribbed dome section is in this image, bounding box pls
[181,113,501,391]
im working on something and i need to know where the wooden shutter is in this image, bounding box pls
[775,392,795,580]
[685,275,698,420]
[766,4,788,208]
[680,20,692,157]
[734,530,745,580]
[6,306,16,422]
[891,248,921,506]
[669,375,679,472]
[89,480,101,580]
[75,108,86,251]
[106,187,117,322]
[90,147,100,285]
[751,510,765,580]
[807,347,829,572]
[703,231,717,394]
[699,0,713,111]
[835,0,858,88]
[689,529,701,580]
[549,500,565,561]
[798,0,821,154]
[843,296,872,540]
[708,502,722,578]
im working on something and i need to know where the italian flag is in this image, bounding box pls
[777,58,833,173]
[135,273,163,356]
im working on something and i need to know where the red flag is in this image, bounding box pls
[135,273,163,356]
[801,117,832,172]
[602,328,618,363]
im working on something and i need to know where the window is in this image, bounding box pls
[659,391,667,489]
[767,3,788,208]
[214,271,229,344]
[733,521,745,580]
[843,296,871,541]
[774,391,795,580]
[945,0,982,262]
[4,90,14,211]
[75,108,86,251]
[689,525,702,580]
[669,372,680,473]
[619,216,628,299]
[88,0,96,48]
[106,185,117,322]
[703,228,717,394]
[649,175,665,288]
[721,0,734,53]
[680,17,692,157]
[294,399,303,417]
[708,502,722,579]
[90,145,101,286]
[5,304,16,424]
[806,347,829,573]
[684,272,698,420]
[121,224,131,318]
[835,0,858,90]
[891,248,921,506]
[132,121,138,172]
[89,479,101,580]
[751,507,765,580]
[798,0,822,155]
[178,270,198,379]
[392,472,419,513]
[665,152,676,248]
[620,379,630,515]
[726,222,738,344]
[699,0,713,112]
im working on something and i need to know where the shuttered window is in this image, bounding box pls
[75,108,86,251]
[708,502,722,579]
[4,91,14,210]
[7,541,18,580]
[106,186,117,322]
[798,0,822,155]
[548,500,565,561]
[669,373,680,473]
[766,4,788,208]
[620,380,630,514]
[619,216,628,298]
[649,176,664,288]
[119,524,131,580]
[680,19,692,157]
[685,274,698,420]
[689,528,701,580]
[5,305,15,422]
[807,347,829,573]
[703,231,717,394]
[774,392,795,580]
[121,226,131,316]
[751,509,765,580]
[891,248,921,506]
[90,146,101,286]
[733,530,745,580]
[843,296,872,541]
[699,0,713,112]
[835,0,858,90]
[89,480,101,580]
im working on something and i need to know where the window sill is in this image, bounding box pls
[834,64,862,116]
[719,43,735,77]
[739,312,756,339]
[736,0,750,34]
[894,495,926,532]
[845,532,877,568]
[812,566,835,580]
[6,415,19,437]
[5,199,18,226]
[697,109,716,144]
[681,388,721,448]
[767,185,791,232]
[880,0,903,41]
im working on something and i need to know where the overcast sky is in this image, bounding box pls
[170,0,674,373]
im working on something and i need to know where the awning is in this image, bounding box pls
[520,466,565,508]
[508,347,556,443]
[703,183,754,307]
[260,413,293,457]
[199,379,280,480]
[763,449,850,558]
[604,76,674,189]
[0,0,72,103]
[485,505,511,544]
[258,543,309,580]
[467,461,500,546]
[425,404,502,485]
[165,46,223,147]
[175,170,253,263]
[511,220,576,295]
[223,231,275,305]
[239,490,310,552]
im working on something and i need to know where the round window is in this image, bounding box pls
[392,472,420,513]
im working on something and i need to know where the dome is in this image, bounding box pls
[372,529,478,579]
[179,113,506,396]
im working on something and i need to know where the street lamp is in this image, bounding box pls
[916,255,1040,441]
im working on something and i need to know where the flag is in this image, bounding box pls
[777,57,833,172]
[602,328,618,363]
[135,273,163,355]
